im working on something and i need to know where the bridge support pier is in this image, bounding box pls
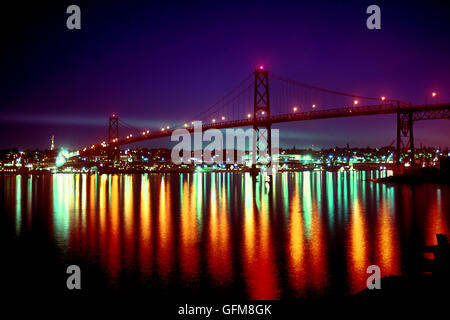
[396,102,415,165]
[252,68,271,175]
[108,114,119,165]
[108,114,119,143]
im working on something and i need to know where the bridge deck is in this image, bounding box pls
[84,103,449,151]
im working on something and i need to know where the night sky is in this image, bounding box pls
[1,0,449,150]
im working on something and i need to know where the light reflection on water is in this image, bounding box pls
[2,171,449,299]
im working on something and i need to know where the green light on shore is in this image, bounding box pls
[55,148,79,167]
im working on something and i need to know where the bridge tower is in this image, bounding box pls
[108,114,119,143]
[252,67,272,172]
[396,102,415,164]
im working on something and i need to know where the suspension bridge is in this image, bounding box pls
[79,67,450,166]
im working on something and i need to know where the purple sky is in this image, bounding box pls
[0,0,449,150]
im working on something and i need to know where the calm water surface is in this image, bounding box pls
[1,171,449,299]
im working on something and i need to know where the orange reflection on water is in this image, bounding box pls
[139,174,153,275]
[347,197,369,292]
[242,174,278,299]
[98,174,108,264]
[87,175,97,256]
[107,175,121,278]
[123,175,135,268]
[207,174,232,285]
[288,178,306,295]
[180,176,200,282]
[157,176,173,281]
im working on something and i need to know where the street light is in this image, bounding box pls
[247,113,251,118]
[293,106,298,112]
[353,100,359,105]
[381,96,386,101]
[221,116,226,120]
[432,92,437,97]
[312,104,316,108]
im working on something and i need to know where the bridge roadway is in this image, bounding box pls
[87,102,449,151]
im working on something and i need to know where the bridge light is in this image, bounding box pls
[353,100,359,105]
[432,92,437,97]
[161,128,165,131]
[261,111,265,115]
[293,106,298,112]
[381,96,386,101]
[221,116,225,120]
[147,130,149,133]
[247,113,251,118]
[212,119,216,123]
[130,134,133,137]
[312,104,316,108]
[259,65,264,70]
[142,131,146,135]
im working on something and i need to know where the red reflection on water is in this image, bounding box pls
[376,191,400,277]
[425,188,448,245]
